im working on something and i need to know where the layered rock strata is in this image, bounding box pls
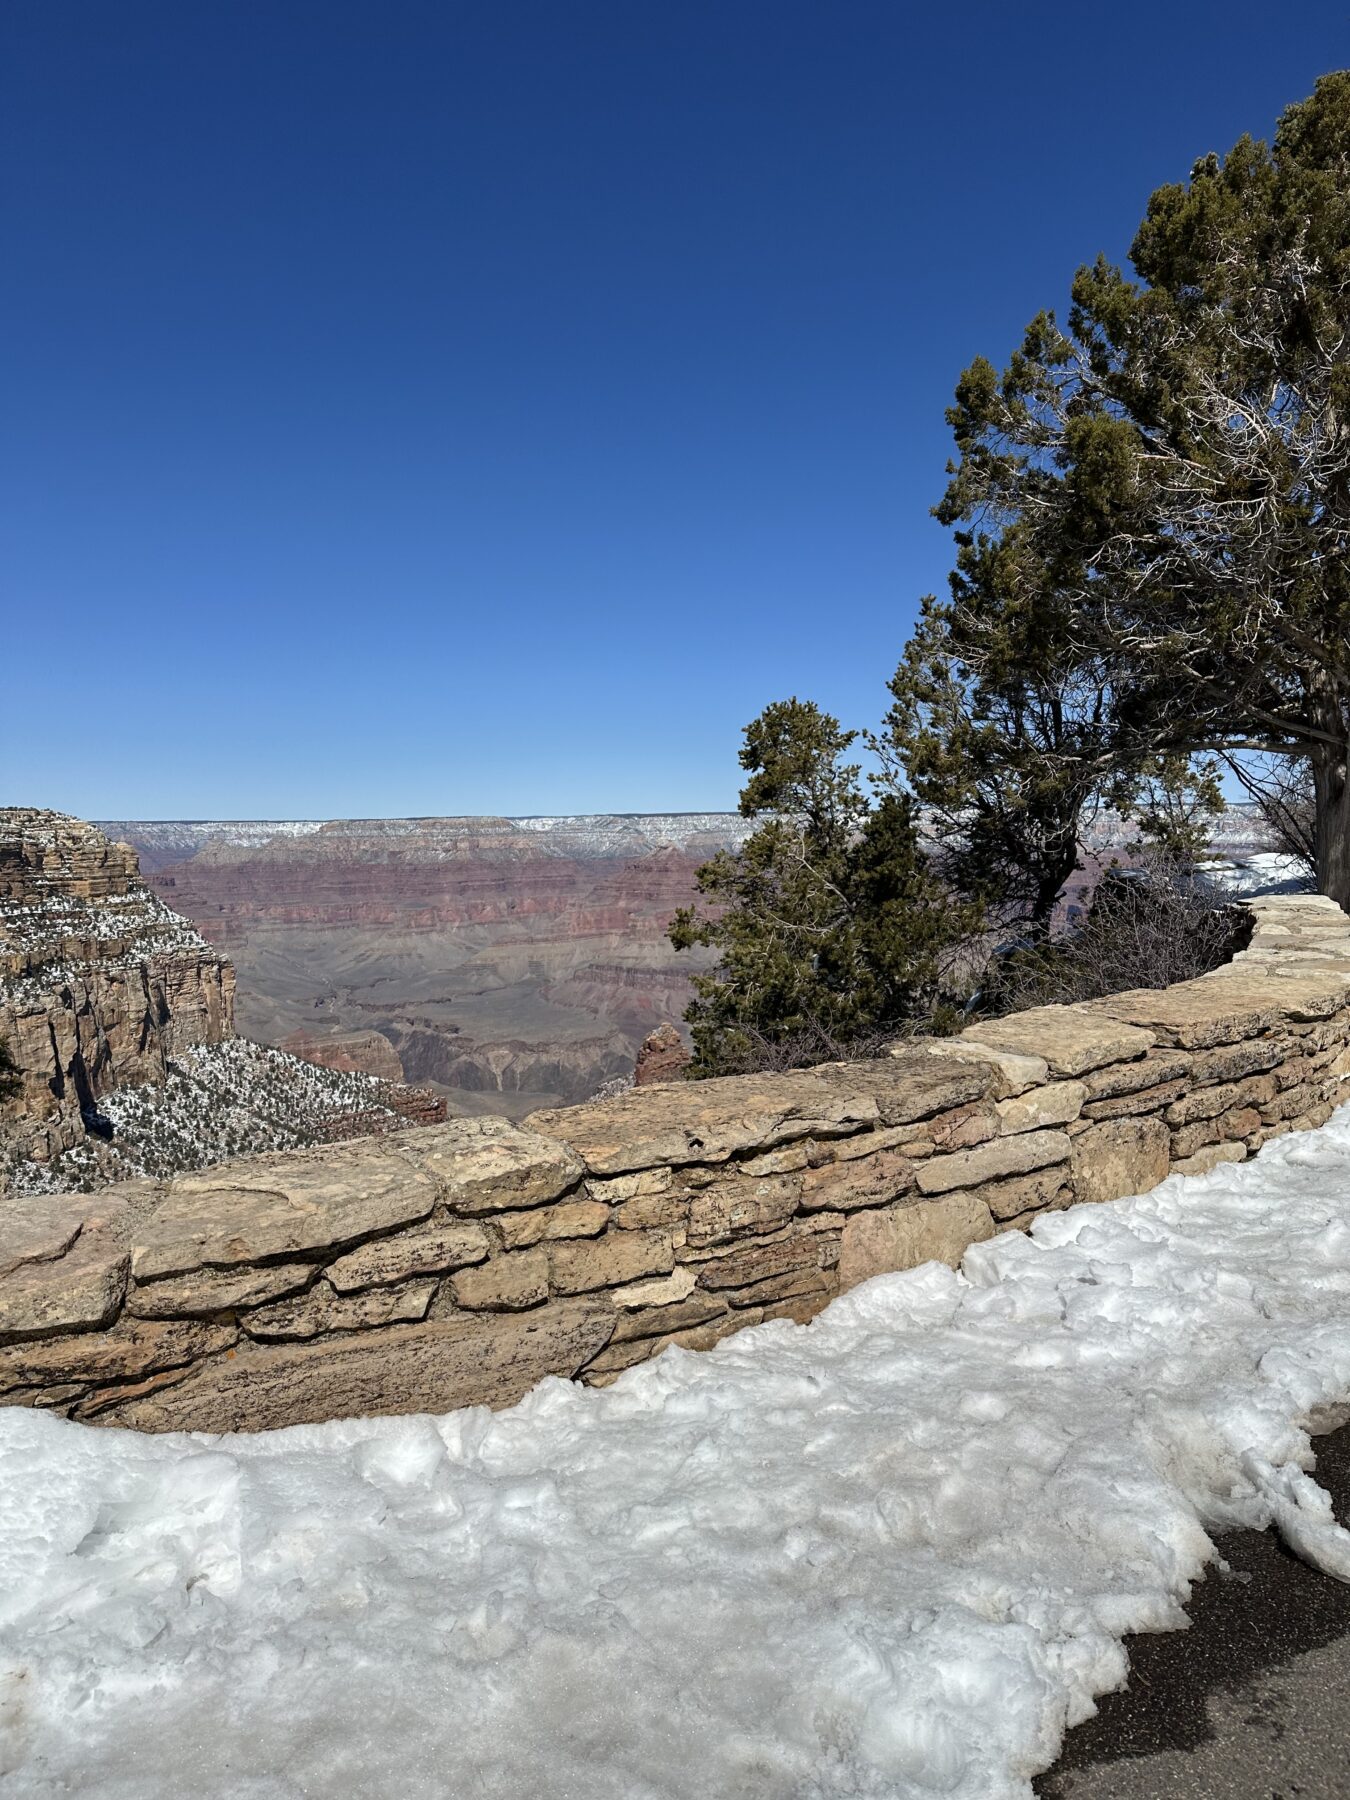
[4,893,1347,1433]
[0,809,235,1161]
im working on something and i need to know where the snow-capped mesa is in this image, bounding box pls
[4,1111,1350,1798]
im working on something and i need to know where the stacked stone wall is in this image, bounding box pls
[4,893,1349,1433]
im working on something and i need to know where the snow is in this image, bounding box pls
[1195,850,1313,897]
[4,1041,407,1194]
[6,1114,1350,1799]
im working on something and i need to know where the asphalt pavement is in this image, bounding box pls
[1036,1424,1350,1799]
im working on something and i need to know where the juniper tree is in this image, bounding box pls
[932,72,1350,904]
[670,700,974,1075]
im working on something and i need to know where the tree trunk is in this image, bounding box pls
[1311,733,1350,911]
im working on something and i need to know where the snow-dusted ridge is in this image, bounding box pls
[4,1111,1350,1798]
[98,813,756,859]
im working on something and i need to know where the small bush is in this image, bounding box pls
[979,866,1249,1016]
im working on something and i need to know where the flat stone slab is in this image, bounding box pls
[131,1140,439,1280]
[95,1301,616,1431]
[390,1118,585,1213]
[960,1007,1156,1077]
[917,1128,1072,1195]
[525,1055,989,1174]
[0,1226,129,1343]
[127,1260,318,1319]
[911,1037,1049,1096]
[0,1197,88,1279]
[0,1316,236,1395]
[1089,971,1350,1049]
[324,1219,490,1290]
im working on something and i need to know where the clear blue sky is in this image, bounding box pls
[4,3,1347,820]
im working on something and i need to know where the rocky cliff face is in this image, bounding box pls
[1,809,236,1162]
[1,810,448,1192]
[102,815,752,1113]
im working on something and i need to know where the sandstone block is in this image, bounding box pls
[725,1265,832,1308]
[1171,1141,1248,1177]
[608,1290,730,1343]
[1260,1079,1338,1124]
[1164,1074,1280,1127]
[449,1250,549,1311]
[960,1006,1155,1077]
[739,1144,812,1175]
[1081,1049,1193,1099]
[917,1129,1071,1196]
[995,1081,1085,1136]
[323,1219,491,1290]
[928,1102,999,1150]
[549,1230,674,1295]
[1170,1118,1222,1159]
[611,1268,697,1309]
[910,1036,1048,1096]
[1092,972,1346,1048]
[695,1234,829,1291]
[799,1146,916,1213]
[391,1117,585,1213]
[0,1196,87,1279]
[129,1260,316,1318]
[614,1192,690,1231]
[585,1310,749,1377]
[838,1193,994,1289]
[495,1200,610,1250]
[1217,1106,1262,1142]
[686,1173,803,1247]
[823,1123,933,1163]
[1083,1080,1189,1122]
[525,1055,988,1174]
[1188,1039,1286,1085]
[584,1167,674,1203]
[244,1279,438,1340]
[96,1302,616,1431]
[1070,1117,1170,1205]
[761,1292,833,1326]
[975,1166,1074,1222]
[0,1316,235,1397]
[0,1230,129,1343]
[131,1141,439,1280]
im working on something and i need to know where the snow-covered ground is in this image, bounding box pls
[1195,849,1312,897]
[4,1041,407,1195]
[5,1115,1350,1799]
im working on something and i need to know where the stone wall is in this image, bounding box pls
[4,893,1348,1434]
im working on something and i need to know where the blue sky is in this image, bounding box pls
[4,2,1347,820]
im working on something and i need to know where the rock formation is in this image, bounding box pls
[1,809,235,1163]
[0,810,445,1191]
[633,1023,691,1085]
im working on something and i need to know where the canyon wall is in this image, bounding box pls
[4,891,1347,1433]
[100,816,752,1113]
[1,810,235,1162]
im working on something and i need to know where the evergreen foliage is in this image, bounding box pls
[0,1035,20,1102]
[669,701,977,1075]
[916,72,1350,904]
[676,76,1349,1069]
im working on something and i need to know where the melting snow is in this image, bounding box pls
[5,1113,1350,1798]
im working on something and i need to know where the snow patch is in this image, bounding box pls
[5,1113,1350,1797]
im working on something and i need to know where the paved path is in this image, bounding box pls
[1037,1424,1350,1799]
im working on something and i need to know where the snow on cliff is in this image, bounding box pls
[4,1112,1350,1797]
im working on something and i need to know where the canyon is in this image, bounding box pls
[100,816,755,1116]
